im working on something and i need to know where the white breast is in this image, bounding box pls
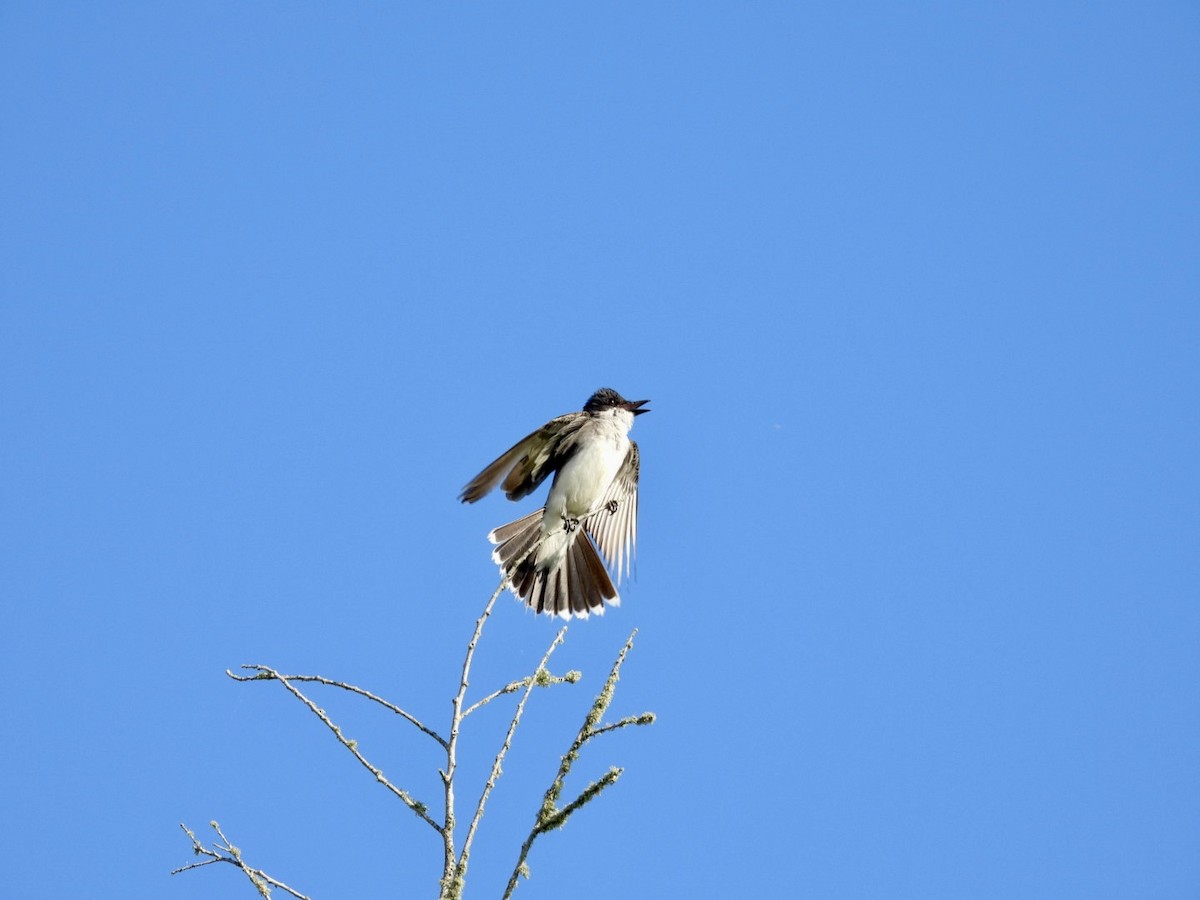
[544,415,630,525]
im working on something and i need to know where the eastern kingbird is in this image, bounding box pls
[460,387,649,619]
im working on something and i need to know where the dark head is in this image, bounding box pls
[583,387,650,416]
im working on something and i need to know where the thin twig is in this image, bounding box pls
[589,712,656,739]
[439,578,506,900]
[502,629,653,899]
[457,627,568,879]
[235,665,440,831]
[539,766,623,832]
[172,821,312,900]
[464,667,581,719]
[541,629,638,817]
[229,668,447,749]
[462,679,526,718]
[176,564,653,900]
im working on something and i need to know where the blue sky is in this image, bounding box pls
[2,3,1198,898]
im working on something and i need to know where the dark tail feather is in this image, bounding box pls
[574,535,618,611]
[491,510,543,572]
[486,510,617,618]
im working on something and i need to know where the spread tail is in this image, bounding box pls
[488,509,618,619]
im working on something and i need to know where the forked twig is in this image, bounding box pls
[172,821,311,900]
[230,664,440,830]
[457,628,567,880]
[438,578,507,899]
[503,628,655,898]
[229,669,448,748]
[175,577,653,900]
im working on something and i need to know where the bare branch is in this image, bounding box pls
[458,627,568,876]
[540,766,622,832]
[503,629,653,899]
[541,628,639,814]
[462,679,525,717]
[589,711,656,739]
[234,665,440,831]
[176,574,653,900]
[463,668,581,719]
[229,668,447,749]
[172,821,312,900]
[439,578,506,900]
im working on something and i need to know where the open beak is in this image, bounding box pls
[625,399,651,416]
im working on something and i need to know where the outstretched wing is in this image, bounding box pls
[584,441,639,583]
[459,413,586,503]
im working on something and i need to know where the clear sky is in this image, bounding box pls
[2,4,1198,898]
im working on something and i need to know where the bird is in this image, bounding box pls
[459,387,649,619]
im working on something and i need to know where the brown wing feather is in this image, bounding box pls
[500,415,587,501]
[459,413,583,503]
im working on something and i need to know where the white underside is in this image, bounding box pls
[534,410,632,572]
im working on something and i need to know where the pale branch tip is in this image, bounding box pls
[502,629,651,900]
[252,668,441,831]
[231,666,449,748]
[540,767,623,833]
[588,711,657,740]
[463,665,579,720]
[172,821,312,900]
[457,627,568,878]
